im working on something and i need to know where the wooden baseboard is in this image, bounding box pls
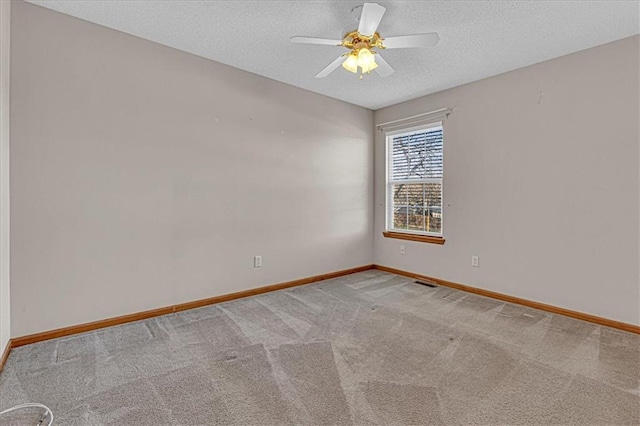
[11,264,375,348]
[374,265,640,335]
[0,339,11,374]
[8,262,638,353]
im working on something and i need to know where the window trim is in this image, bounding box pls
[385,122,444,240]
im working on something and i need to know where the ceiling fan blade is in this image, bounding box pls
[315,55,346,78]
[290,36,342,46]
[374,54,394,77]
[382,33,440,49]
[358,3,386,37]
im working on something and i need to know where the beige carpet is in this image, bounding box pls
[1,270,638,425]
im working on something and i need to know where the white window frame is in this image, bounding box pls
[385,121,444,237]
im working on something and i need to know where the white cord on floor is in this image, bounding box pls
[0,403,54,425]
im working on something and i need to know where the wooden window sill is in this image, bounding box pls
[383,231,446,245]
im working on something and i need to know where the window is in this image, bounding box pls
[385,123,444,241]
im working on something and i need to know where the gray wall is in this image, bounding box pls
[9,1,639,337]
[11,1,374,337]
[0,0,10,351]
[374,36,640,326]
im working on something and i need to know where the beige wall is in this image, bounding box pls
[0,0,10,351]
[374,36,640,326]
[9,1,639,337]
[10,1,373,337]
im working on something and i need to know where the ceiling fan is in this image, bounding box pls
[291,3,439,79]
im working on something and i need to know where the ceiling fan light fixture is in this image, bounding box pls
[357,47,376,72]
[358,47,376,70]
[362,56,378,73]
[342,53,359,73]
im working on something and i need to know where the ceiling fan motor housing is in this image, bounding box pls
[342,31,384,51]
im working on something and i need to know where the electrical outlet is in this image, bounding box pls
[400,245,406,255]
[471,256,479,267]
[254,255,262,268]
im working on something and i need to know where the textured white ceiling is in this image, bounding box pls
[27,0,640,110]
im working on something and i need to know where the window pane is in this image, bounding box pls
[407,207,426,231]
[391,182,442,234]
[392,184,407,205]
[405,184,424,206]
[427,208,442,234]
[425,183,442,208]
[391,127,443,181]
[393,206,408,229]
[426,183,442,233]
